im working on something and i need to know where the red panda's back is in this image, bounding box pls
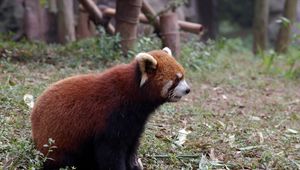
[31,73,112,157]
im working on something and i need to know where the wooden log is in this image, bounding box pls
[115,0,142,55]
[78,0,103,24]
[78,0,114,34]
[100,7,203,35]
[160,11,180,57]
[141,0,160,31]
[100,7,147,24]
[107,23,115,34]
[178,20,204,35]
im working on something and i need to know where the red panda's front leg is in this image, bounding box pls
[127,153,143,170]
[126,140,143,170]
[94,140,126,170]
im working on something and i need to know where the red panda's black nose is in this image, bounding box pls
[185,88,190,94]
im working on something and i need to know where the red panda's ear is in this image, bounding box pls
[162,47,172,56]
[135,53,157,87]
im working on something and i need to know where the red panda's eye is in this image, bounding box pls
[174,76,181,83]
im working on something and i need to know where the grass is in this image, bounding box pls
[0,36,300,169]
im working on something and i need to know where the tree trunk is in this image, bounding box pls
[46,0,58,43]
[197,0,218,40]
[115,0,142,55]
[275,0,298,53]
[39,7,50,42]
[75,0,96,39]
[160,11,180,57]
[76,11,96,39]
[23,0,42,41]
[253,0,269,54]
[57,0,76,43]
[49,0,58,13]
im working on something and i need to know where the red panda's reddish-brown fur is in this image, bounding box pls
[31,49,189,169]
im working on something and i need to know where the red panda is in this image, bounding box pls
[31,47,190,170]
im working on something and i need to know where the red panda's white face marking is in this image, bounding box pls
[162,71,190,102]
[161,80,173,97]
[169,79,190,102]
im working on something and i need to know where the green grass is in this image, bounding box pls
[0,36,300,169]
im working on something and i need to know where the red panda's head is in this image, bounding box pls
[135,47,190,102]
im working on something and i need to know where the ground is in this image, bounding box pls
[0,37,299,169]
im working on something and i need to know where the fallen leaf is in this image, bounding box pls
[249,116,261,121]
[174,128,191,147]
[23,94,34,109]
[258,132,264,144]
[228,135,235,148]
[198,154,209,170]
[286,128,298,134]
[238,145,264,151]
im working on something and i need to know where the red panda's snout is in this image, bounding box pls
[168,79,190,102]
[160,77,190,102]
